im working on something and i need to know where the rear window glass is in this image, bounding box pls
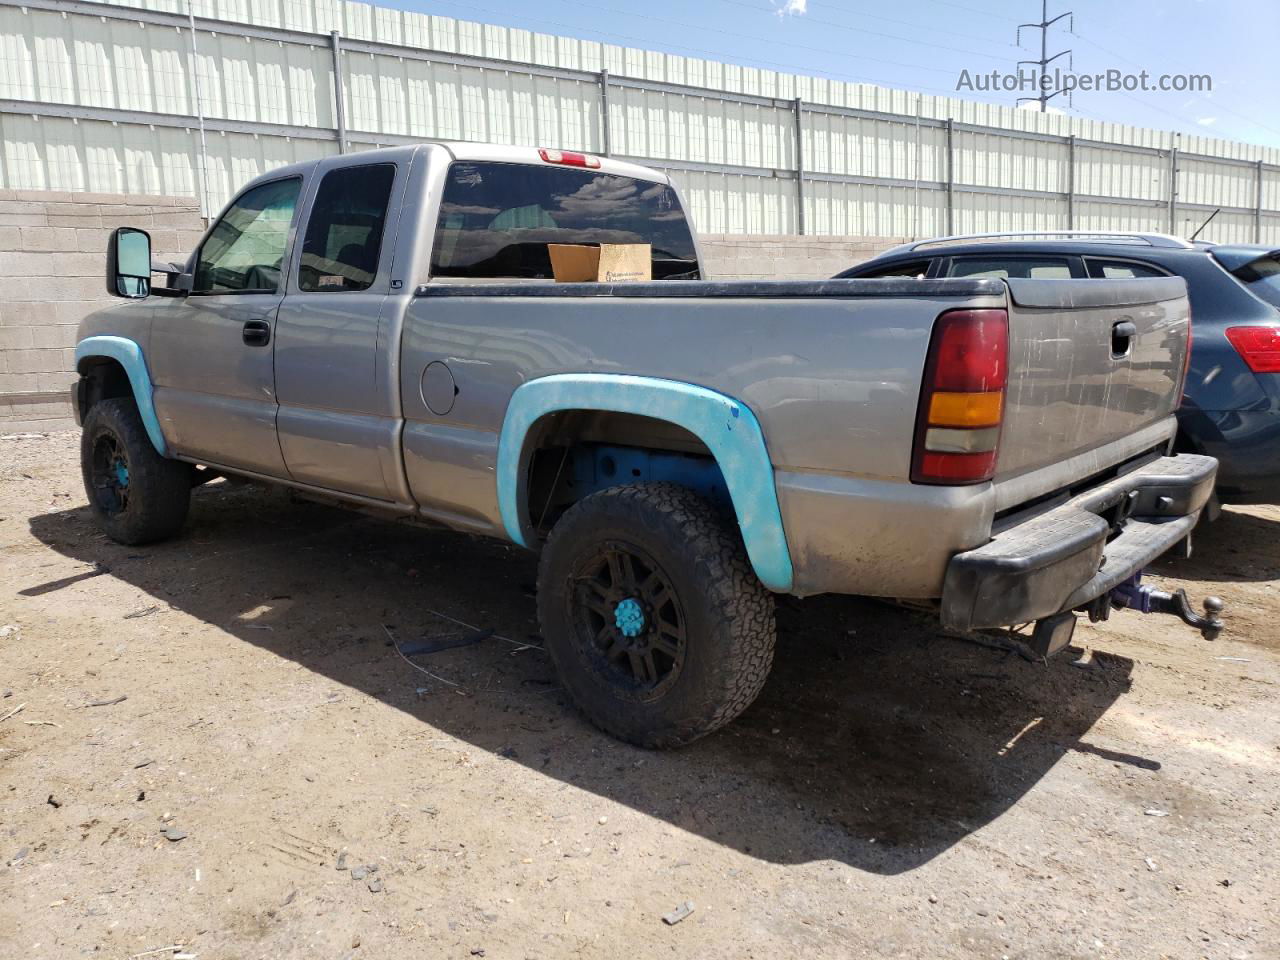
[948,257,1073,279]
[430,161,699,280]
[1086,259,1167,279]
[1228,254,1280,309]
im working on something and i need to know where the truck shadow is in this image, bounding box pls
[1155,505,1280,584]
[27,481,1144,875]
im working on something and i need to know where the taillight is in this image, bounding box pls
[1225,325,1280,373]
[538,148,601,169]
[911,308,1009,485]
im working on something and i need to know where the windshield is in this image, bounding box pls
[1226,253,1280,310]
[430,161,699,280]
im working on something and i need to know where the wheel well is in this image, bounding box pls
[524,410,729,536]
[75,357,133,419]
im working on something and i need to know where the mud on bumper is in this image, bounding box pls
[941,454,1217,632]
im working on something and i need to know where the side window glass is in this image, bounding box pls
[194,178,301,294]
[855,260,931,279]
[1087,259,1166,279]
[298,164,397,292]
[949,259,1010,279]
[948,257,1072,279]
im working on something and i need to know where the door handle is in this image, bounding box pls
[242,319,271,347]
[1111,319,1136,358]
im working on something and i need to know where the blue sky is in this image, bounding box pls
[378,0,1278,148]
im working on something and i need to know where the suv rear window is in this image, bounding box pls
[1227,254,1280,309]
[430,161,699,281]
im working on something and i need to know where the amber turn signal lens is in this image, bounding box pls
[927,390,1004,428]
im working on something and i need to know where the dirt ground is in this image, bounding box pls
[1,431,1277,960]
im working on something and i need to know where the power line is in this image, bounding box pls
[706,0,1020,60]
[1071,29,1280,139]
[415,0,988,96]
[543,0,1016,76]
[917,0,1024,21]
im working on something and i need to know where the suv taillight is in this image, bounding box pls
[911,308,1009,485]
[1225,325,1280,373]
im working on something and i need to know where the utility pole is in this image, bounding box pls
[1016,0,1073,112]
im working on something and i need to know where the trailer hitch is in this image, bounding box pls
[1102,574,1225,641]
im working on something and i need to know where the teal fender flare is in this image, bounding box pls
[73,335,167,456]
[496,373,794,592]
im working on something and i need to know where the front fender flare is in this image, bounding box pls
[74,335,167,456]
[496,373,794,592]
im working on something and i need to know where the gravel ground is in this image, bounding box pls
[1,430,1277,960]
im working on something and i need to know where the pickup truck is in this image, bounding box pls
[74,143,1223,748]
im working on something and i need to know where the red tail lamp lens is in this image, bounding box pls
[911,308,1010,485]
[1225,325,1280,374]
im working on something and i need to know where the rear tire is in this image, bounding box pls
[536,483,776,748]
[81,397,192,545]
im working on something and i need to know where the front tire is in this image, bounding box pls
[537,483,776,748]
[81,397,192,545]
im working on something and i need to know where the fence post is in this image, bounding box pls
[185,0,212,219]
[794,97,805,236]
[945,117,955,235]
[1256,159,1265,244]
[331,31,348,154]
[1066,134,1075,231]
[599,69,611,157]
[1167,145,1178,234]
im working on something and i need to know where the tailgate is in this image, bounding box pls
[995,276,1190,480]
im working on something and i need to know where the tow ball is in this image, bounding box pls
[1100,574,1225,641]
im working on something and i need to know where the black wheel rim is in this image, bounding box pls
[568,540,687,700]
[90,430,131,516]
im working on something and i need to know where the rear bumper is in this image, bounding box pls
[941,454,1217,632]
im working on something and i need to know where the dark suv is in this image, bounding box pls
[836,232,1280,504]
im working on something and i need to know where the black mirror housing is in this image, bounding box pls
[106,226,152,299]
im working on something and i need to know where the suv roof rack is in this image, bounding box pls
[889,231,1194,254]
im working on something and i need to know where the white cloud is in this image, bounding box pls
[773,0,807,16]
[1196,116,1218,126]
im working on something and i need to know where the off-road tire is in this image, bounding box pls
[81,397,191,545]
[537,482,776,748]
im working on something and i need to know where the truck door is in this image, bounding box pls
[273,160,404,501]
[149,176,302,476]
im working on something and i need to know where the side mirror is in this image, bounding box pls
[107,227,152,298]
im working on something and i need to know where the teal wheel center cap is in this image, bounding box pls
[614,597,646,638]
[114,460,129,487]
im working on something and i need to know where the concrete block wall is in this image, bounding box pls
[699,234,906,281]
[0,190,205,431]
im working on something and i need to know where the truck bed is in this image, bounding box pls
[400,275,1190,597]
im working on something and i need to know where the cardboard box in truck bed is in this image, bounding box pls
[548,243,651,282]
